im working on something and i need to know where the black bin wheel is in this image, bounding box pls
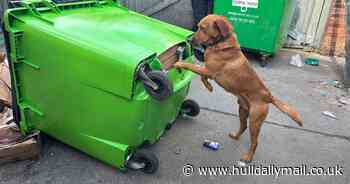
[132,149,159,174]
[143,71,173,101]
[181,99,200,117]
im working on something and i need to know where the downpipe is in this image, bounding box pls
[345,0,350,93]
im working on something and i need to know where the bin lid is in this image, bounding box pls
[8,3,192,99]
[53,6,192,62]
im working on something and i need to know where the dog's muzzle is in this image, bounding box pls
[187,36,205,63]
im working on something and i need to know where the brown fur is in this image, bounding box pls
[174,15,303,163]
[0,53,5,64]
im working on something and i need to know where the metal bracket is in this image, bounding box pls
[125,153,146,170]
[175,46,186,73]
[176,46,185,62]
[126,160,146,170]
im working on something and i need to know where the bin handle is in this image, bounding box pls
[21,0,61,16]
[20,0,61,25]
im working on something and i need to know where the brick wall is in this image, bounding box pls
[320,0,346,57]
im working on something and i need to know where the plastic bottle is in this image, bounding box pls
[203,140,220,151]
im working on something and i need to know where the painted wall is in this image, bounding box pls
[320,0,346,56]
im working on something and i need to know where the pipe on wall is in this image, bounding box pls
[345,0,350,90]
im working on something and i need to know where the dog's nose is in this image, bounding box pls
[187,35,195,44]
[189,35,200,47]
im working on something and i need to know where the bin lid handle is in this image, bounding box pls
[21,0,61,15]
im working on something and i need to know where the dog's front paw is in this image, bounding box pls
[174,62,185,69]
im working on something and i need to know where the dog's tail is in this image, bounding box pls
[271,97,303,126]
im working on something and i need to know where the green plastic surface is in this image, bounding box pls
[4,0,194,170]
[214,0,295,54]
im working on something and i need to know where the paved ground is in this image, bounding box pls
[0,50,349,184]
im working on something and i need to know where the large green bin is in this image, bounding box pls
[213,0,295,56]
[3,0,198,173]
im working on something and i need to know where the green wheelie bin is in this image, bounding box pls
[213,0,295,66]
[3,0,200,173]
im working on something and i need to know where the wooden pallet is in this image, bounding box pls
[0,125,40,164]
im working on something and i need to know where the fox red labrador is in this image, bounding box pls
[174,15,303,164]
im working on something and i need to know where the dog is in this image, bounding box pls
[174,15,303,163]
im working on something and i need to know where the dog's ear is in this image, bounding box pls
[215,17,232,37]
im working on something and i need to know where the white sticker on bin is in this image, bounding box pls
[232,0,259,12]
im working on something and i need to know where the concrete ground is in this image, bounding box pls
[0,50,349,184]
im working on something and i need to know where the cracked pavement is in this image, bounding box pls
[0,50,349,184]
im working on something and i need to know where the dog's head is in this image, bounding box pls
[192,15,233,47]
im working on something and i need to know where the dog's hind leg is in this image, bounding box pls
[240,103,268,163]
[229,101,248,140]
[201,76,213,92]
